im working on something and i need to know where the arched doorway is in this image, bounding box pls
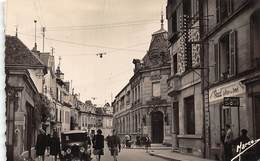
[151,111,164,143]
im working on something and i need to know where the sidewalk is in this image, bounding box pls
[126,144,172,150]
[148,149,216,161]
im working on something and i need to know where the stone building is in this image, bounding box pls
[79,100,97,133]
[166,0,204,157]
[113,16,172,144]
[201,0,260,159]
[95,105,113,137]
[55,65,71,133]
[5,35,47,160]
[34,52,57,134]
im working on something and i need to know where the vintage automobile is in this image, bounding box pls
[60,130,92,161]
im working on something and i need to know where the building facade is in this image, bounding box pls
[79,100,97,133]
[201,0,260,159]
[113,18,172,144]
[166,0,204,157]
[5,36,47,160]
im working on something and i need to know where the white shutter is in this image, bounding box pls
[229,30,237,76]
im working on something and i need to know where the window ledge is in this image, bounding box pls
[177,134,203,139]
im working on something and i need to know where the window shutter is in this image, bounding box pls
[214,43,220,81]
[229,30,237,76]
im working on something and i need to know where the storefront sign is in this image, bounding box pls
[224,97,240,107]
[209,80,245,103]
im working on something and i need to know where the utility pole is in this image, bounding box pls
[51,47,55,56]
[15,25,18,37]
[42,27,46,52]
[34,20,37,51]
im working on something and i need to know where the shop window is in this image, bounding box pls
[214,30,237,81]
[251,10,260,68]
[184,95,195,134]
[222,107,232,127]
[152,82,161,97]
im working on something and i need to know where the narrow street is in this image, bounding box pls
[44,147,168,161]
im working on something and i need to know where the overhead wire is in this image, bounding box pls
[16,31,147,54]
[46,19,159,31]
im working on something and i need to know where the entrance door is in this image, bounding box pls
[151,111,164,143]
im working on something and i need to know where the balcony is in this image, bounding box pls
[168,75,181,96]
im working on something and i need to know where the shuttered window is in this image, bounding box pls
[215,30,237,81]
[229,30,237,76]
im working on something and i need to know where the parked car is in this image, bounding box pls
[60,130,91,161]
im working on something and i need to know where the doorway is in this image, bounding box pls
[173,102,179,147]
[151,111,164,143]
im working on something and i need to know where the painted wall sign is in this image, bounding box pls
[209,80,245,103]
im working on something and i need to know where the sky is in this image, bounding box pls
[5,0,167,106]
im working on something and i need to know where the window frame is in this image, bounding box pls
[152,81,161,98]
[214,30,237,81]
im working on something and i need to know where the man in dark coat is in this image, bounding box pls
[93,129,104,161]
[108,130,121,161]
[36,128,48,161]
[49,131,60,161]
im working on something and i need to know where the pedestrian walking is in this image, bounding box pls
[224,124,233,161]
[125,135,131,148]
[106,134,111,148]
[93,129,104,161]
[36,128,48,161]
[144,135,151,153]
[85,132,92,160]
[108,130,121,161]
[49,131,60,161]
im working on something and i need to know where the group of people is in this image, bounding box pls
[92,129,121,161]
[35,126,60,161]
[221,124,258,161]
[35,127,122,161]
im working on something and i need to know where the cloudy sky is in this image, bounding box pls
[5,0,167,106]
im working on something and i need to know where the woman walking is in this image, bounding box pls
[36,128,48,161]
[49,131,61,161]
[93,129,104,161]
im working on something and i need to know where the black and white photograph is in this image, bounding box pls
[3,0,260,161]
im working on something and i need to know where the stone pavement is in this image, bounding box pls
[148,149,216,161]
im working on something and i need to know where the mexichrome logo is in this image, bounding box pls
[231,138,260,161]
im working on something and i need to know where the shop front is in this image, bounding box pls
[242,72,260,157]
[208,79,248,158]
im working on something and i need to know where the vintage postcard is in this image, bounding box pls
[3,0,260,161]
